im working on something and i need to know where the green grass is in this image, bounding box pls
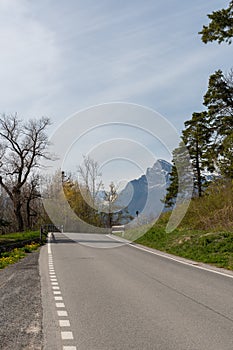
[0,230,43,269]
[133,180,233,270]
[0,230,40,246]
[135,224,233,270]
[0,242,41,269]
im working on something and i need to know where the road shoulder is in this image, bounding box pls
[0,250,43,349]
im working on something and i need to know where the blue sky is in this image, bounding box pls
[0,0,232,185]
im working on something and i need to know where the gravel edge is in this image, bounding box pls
[0,250,43,349]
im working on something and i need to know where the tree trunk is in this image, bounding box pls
[13,190,24,232]
[195,139,202,197]
[26,199,31,229]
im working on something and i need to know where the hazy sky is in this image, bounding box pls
[1,0,232,185]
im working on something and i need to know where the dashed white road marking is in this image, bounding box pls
[48,232,76,348]
[57,310,68,317]
[56,302,65,308]
[61,331,74,340]
[48,242,51,254]
[59,320,70,327]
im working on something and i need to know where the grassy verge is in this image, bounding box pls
[0,230,45,269]
[135,220,233,270]
[0,231,41,246]
[131,180,233,270]
[0,242,41,269]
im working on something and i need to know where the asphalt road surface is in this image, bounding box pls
[40,232,233,350]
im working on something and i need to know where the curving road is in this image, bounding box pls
[40,232,233,350]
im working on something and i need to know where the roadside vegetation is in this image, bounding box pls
[0,230,41,246]
[0,242,40,269]
[112,179,233,270]
[135,179,233,270]
[0,230,45,269]
[136,227,233,270]
[136,222,233,271]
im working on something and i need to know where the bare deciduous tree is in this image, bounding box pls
[0,114,51,231]
[23,173,41,229]
[78,155,103,209]
[104,182,118,227]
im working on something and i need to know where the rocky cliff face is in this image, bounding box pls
[116,159,172,222]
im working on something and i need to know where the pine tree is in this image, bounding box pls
[164,142,193,207]
[199,1,233,44]
[182,112,212,197]
[204,69,233,178]
[163,163,178,208]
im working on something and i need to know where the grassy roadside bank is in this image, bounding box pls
[0,231,41,246]
[134,218,233,271]
[132,180,233,270]
[0,231,44,269]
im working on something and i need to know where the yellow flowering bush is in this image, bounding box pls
[0,242,40,269]
[23,242,40,253]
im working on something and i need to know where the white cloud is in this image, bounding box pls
[0,0,232,132]
[0,0,61,116]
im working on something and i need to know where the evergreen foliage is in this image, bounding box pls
[199,1,233,44]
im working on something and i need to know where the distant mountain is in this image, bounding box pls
[116,159,172,222]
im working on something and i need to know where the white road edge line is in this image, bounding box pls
[107,234,233,280]
[48,233,76,349]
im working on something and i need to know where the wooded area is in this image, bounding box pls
[164,1,233,211]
